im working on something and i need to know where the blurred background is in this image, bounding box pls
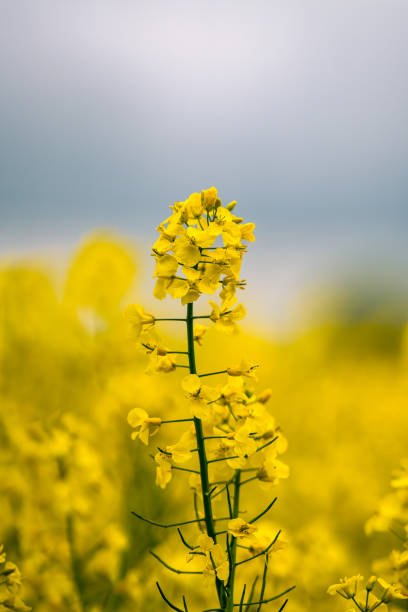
[1,2,408,611]
[1,0,408,328]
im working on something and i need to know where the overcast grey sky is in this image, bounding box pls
[1,1,407,324]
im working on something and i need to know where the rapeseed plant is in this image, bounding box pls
[125,188,293,611]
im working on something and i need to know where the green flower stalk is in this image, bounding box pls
[125,188,294,611]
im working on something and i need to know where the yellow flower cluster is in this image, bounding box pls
[152,186,253,308]
[327,574,408,609]
[328,460,408,610]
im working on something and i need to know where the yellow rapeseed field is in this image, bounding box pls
[1,189,408,611]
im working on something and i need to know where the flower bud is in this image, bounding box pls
[258,389,273,404]
[366,576,377,591]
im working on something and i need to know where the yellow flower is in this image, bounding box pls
[391,460,408,488]
[124,304,155,339]
[228,518,258,539]
[153,277,168,300]
[127,408,162,445]
[227,358,258,378]
[327,575,364,599]
[180,284,201,305]
[193,324,208,345]
[154,254,179,278]
[188,473,202,497]
[202,187,218,211]
[152,234,173,255]
[389,549,408,571]
[222,422,257,468]
[377,577,408,602]
[165,430,195,464]
[218,376,246,404]
[167,278,190,299]
[246,526,288,556]
[258,388,273,404]
[173,235,201,267]
[193,534,229,584]
[185,192,204,218]
[209,299,246,333]
[146,350,177,374]
[153,254,190,300]
[240,223,256,242]
[222,221,242,247]
[154,451,172,489]
[196,534,215,553]
[257,457,290,484]
[186,225,219,248]
[212,544,229,583]
[181,374,219,417]
[198,264,223,295]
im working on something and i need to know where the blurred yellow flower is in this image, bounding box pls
[228,518,258,539]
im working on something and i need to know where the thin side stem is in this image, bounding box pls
[131,511,205,529]
[198,370,228,378]
[155,318,187,322]
[161,418,194,424]
[256,557,269,612]
[150,550,202,575]
[156,582,185,612]
[250,498,277,523]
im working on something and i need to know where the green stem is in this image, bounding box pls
[199,370,228,378]
[161,418,194,424]
[226,470,241,612]
[186,302,226,609]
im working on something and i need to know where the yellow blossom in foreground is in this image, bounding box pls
[209,299,246,334]
[181,374,219,418]
[127,408,162,445]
